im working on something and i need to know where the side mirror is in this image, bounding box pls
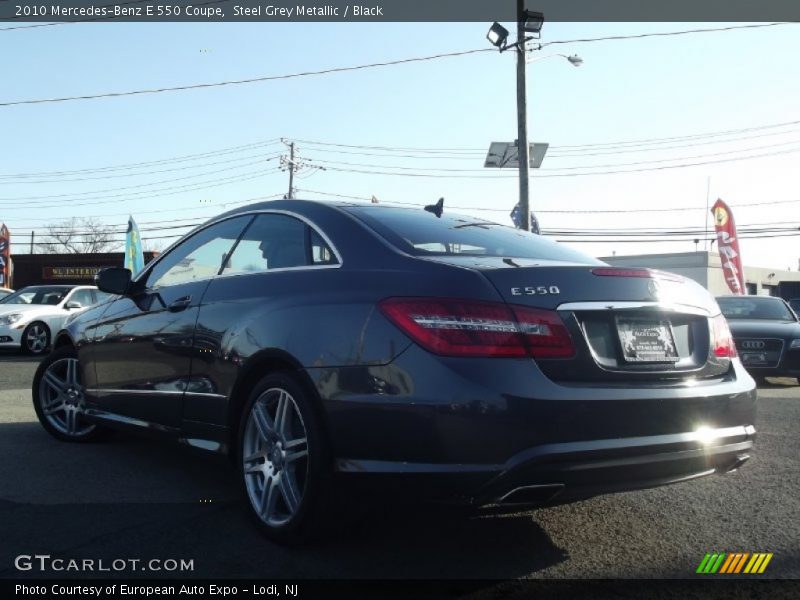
[64,301,83,310]
[95,267,132,295]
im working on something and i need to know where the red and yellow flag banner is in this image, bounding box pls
[711,199,745,295]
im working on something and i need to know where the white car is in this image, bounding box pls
[0,285,111,355]
[0,287,13,301]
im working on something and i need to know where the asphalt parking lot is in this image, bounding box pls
[1,352,798,582]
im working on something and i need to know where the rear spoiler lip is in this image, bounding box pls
[556,301,712,318]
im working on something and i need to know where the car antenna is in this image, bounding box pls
[424,197,444,218]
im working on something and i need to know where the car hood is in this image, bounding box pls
[727,319,800,339]
[0,304,63,318]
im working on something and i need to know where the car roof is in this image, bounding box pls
[17,285,95,291]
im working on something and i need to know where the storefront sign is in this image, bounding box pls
[42,266,103,280]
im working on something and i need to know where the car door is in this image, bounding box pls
[48,287,95,335]
[186,213,341,427]
[86,215,253,429]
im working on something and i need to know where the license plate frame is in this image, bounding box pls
[615,317,680,363]
[741,352,768,365]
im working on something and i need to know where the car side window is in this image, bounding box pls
[146,216,252,289]
[310,228,338,265]
[222,214,335,275]
[67,289,94,307]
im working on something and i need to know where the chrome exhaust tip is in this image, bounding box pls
[721,453,751,473]
[497,483,565,505]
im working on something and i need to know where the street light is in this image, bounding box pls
[486,22,510,48]
[485,2,542,231]
[486,5,583,233]
[526,53,584,66]
[521,10,544,36]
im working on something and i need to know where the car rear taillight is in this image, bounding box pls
[378,297,574,358]
[711,314,737,358]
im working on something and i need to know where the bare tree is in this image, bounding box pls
[36,217,118,254]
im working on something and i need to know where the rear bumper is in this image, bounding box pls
[312,347,757,503]
[335,425,755,504]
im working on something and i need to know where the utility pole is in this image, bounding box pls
[515,0,531,232]
[280,139,325,199]
[287,142,295,199]
[30,231,34,254]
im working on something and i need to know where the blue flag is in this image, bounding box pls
[510,204,541,234]
[124,216,144,275]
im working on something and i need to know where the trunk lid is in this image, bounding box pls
[422,257,730,383]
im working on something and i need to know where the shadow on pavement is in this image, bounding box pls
[0,421,567,582]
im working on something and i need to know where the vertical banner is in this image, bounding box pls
[0,224,9,287]
[711,199,745,295]
[124,216,145,275]
[510,204,541,234]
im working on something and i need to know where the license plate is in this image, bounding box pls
[616,318,679,363]
[742,352,767,365]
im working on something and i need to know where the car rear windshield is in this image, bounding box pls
[717,296,796,321]
[346,206,600,263]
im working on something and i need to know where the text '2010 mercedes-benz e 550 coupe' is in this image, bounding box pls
[33,199,757,544]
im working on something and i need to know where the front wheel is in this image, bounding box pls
[22,321,50,355]
[239,373,330,544]
[32,346,100,442]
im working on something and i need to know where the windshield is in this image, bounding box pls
[346,206,601,264]
[0,286,70,306]
[717,296,796,321]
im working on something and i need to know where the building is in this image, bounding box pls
[600,251,800,297]
[9,252,158,289]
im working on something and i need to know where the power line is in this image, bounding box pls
[310,144,800,178]
[0,158,278,202]
[303,139,800,173]
[0,169,282,210]
[0,139,280,179]
[294,187,800,214]
[0,48,493,108]
[295,119,800,154]
[541,22,796,47]
[0,152,282,185]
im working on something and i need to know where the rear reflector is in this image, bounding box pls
[711,314,737,358]
[592,267,685,282]
[379,297,574,358]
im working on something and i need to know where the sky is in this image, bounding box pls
[1,19,799,269]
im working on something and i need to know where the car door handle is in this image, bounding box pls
[168,296,192,312]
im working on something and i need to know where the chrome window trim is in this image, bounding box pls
[133,208,343,291]
[557,301,711,317]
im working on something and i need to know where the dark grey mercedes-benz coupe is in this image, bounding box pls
[33,199,757,543]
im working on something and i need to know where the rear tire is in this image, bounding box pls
[32,346,100,442]
[22,321,50,355]
[238,372,331,545]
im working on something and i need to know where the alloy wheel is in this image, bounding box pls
[38,357,95,437]
[26,324,48,354]
[242,387,309,527]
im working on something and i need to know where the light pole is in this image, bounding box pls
[487,5,544,232]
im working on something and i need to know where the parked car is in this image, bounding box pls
[788,298,800,317]
[717,295,800,384]
[33,200,756,544]
[0,287,13,301]
[0,285,110,355]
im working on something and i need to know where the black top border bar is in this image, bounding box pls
[3,0,800,23]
